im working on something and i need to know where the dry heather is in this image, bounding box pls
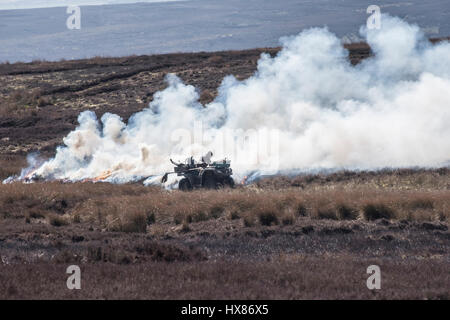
[1,166,448,301]
[2,256,449,300]
[1,169,448,233]
[0,155,27,180]
[0,88,50,118]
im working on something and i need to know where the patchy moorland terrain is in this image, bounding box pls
[0,43,449,299]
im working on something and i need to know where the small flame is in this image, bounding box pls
[82,170,113,183]
[23,169,38,182]
[3,164,41,184]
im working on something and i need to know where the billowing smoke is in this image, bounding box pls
[5,15,450,185]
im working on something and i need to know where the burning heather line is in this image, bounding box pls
[3,153,46,184]
[4,15,450,186]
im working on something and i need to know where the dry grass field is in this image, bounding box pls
[0,43,449,299]
[1,169,449,231]
[0,168,448,299]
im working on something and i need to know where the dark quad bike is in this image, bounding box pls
[161,158,235,191]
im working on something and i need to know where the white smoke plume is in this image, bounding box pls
[5,15,450,185]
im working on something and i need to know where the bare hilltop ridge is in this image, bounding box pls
[0,40,449,299]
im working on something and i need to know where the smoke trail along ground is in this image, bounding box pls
[5,15,450,185]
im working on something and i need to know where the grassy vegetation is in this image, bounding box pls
[1,256,449,299]
[0,155,27,180]
[0,88,51,117]
[1,168,448,234]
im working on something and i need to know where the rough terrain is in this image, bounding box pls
[0,42,449,299]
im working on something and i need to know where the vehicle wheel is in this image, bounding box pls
[203,173,216,189]
[224,177,235,188]
[179,178,192,191]
[215,182,224,189]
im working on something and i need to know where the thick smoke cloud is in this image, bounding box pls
[7,15,450,185]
